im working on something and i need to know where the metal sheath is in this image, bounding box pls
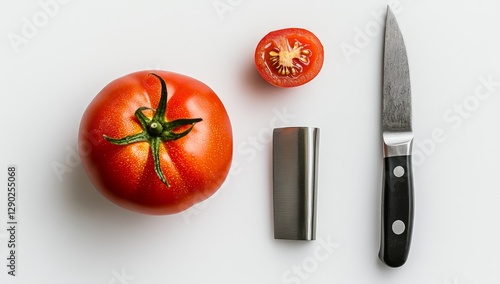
[273,127,320,241]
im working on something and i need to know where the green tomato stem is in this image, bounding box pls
[103,73,202,187]
[148,121,163,136]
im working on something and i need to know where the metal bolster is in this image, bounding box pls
[383,131,414,157]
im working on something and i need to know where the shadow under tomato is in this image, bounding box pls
[241,58,287,98]
[64,158,141,220]
[60,147,182,259]
[61,139,158,223]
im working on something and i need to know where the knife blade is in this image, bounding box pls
[379,5,414,268]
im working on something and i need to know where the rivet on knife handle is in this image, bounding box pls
[379,154,414,267]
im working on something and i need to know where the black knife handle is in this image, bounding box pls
[379,155,414,267]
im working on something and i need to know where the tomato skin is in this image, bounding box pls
[78,71,233,215]
[255,28,324,88]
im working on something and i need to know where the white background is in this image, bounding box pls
[1,0,500,283]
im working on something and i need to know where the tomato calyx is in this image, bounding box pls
[103,73,202,187]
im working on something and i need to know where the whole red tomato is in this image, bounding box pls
[78,71,233,215]
[255,28,324,88]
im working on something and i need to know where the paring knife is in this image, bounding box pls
[379,6,414,268]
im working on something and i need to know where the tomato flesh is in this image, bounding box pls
[255,28,324,88]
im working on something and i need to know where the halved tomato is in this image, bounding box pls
[254,28,324,88]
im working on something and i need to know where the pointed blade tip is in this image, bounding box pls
[386,5,396,21]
